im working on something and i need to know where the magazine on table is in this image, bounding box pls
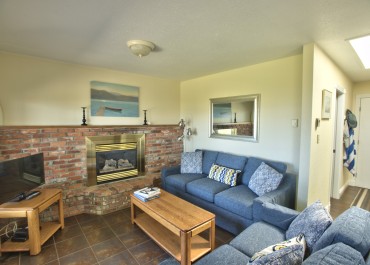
[134,193,160,202]
[134,187,160,198]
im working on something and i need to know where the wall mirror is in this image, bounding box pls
[210,94,260,142]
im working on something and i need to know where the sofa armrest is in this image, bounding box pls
[253,173,296,222]
[161,165,181,190]
[257,201,300,230]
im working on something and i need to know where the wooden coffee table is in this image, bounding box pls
[130,189,215,265]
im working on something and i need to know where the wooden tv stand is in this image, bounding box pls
[0,189,64,255]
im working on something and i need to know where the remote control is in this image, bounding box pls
[25,191,41,200]
[10,192,27,202]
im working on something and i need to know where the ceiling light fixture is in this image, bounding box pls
[127,40,155,57]
[348,35,370,69]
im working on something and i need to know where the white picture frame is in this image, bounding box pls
[321,89,332,119]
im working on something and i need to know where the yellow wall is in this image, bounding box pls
[299,44,353,210]
[0,52,180,125]
[181,55,302,174]
[353,80,370,99]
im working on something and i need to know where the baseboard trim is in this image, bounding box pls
[339,180,350,198]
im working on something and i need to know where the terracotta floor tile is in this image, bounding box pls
[56,235,89,258]
[53,224,83,243]
[91,237,127,261]
[84,226,115,245]
[110,219,137,236]
[118,228,150,249]
[19,245,58,265]
[79,217,107,234]
[102,209,130,226]
[58,248,97,265]
[99,249,138,265]
[129,240,165,264]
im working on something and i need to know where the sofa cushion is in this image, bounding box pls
[248,234,306,265]
[214,185,257,219]
[181,151,202,174]
[248,162,283,196]
[303,243,365,265]
[208,164,240,186]
[195,244,250,265]
[186,178,230,203]
[241,157,287,186]
[165,173,205,192]
[230,221,286,257]
[286,200,332,253]
[313,206,370,257]
[215,152,247,171]
[201,150,219,174]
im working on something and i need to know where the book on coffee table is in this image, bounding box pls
[134,193,160,202]
[134,187,160,199]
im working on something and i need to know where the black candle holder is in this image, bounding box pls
[143,110,148,125]
[81,107,87,126]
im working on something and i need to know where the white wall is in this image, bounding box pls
[298,44,353,210]
[0,52,180,125]
[181,55,302,174]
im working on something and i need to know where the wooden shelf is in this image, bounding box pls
[134,211,212,262]
[0,221,62,252]
[0,189,64,255]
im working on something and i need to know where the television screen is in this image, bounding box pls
[0,153,45,204]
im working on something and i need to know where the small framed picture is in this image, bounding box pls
[321,89,332,119]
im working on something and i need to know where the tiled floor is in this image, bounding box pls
[0,208,234,265]
[2,186,369,265]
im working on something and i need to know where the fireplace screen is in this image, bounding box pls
[86,134,145,186]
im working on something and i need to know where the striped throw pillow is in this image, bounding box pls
[208,164,240,186]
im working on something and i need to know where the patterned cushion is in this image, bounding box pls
[208,164,240,186]
[286,200,333,253]
[248,162,283,196]
[248,234,306,265]
[181,151,202,173]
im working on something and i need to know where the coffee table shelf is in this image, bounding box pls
[135,213,211,262]
[131,190,215,265]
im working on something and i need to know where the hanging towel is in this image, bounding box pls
[343,120,356,176]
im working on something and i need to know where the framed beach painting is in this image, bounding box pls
[321,89,332,119]
[90,81,139,117]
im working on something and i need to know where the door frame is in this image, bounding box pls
[354,94,370,187]
[331,86,345,199]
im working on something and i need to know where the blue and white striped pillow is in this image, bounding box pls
[208,164,240,186]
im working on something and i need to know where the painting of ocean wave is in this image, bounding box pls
[90,81,139,117]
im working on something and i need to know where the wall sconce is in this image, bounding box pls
[177,119,193,141]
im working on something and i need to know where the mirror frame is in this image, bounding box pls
[209,94,260,142]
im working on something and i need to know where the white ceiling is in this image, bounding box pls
[1,0,370,82]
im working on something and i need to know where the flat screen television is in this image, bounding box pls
[0,153,45,204]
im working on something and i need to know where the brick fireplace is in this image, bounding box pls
[0,125,183,218]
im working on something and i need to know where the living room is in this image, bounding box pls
[0,1,369,264]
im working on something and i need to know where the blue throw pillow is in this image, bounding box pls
[248,162,283,196]
[208,163,240,186]
[181,151,202,173]
[248,234,306,265]
[286,200,333,253]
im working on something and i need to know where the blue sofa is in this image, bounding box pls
[160,203,370,265]
[161,150,296,235]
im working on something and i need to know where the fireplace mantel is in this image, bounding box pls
[0,125,183,217]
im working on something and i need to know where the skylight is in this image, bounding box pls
[349,35,370,69]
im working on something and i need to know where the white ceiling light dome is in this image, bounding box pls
[127,40,155,57]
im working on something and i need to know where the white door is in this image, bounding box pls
[356,97,370,189]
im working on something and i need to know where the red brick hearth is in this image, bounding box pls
[0,125,183,218]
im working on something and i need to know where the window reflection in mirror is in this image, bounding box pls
[210,95,260,142]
